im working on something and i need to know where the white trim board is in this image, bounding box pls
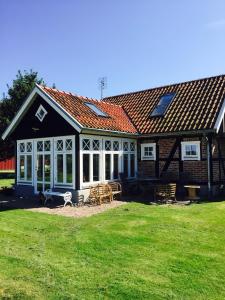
[2,84,83,140]
[214,97,225,133]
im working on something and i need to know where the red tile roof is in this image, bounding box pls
[39,75,225,135]
[104,75,225,134]
[40,86,137,134]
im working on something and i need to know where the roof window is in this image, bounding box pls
[85,102,108,117]
[150,93,175,117]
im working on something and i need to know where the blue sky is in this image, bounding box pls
[1,0,225,99]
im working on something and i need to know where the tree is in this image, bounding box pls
[0,70,45,160]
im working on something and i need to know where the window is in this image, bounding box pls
[181,141,200,160]
[85,102,108,117]
[105,140,111,151]
[141,143,156,160]
[113,154,119,179]
[113,141,119,151]
[18,141,33,182]
[123,154,129,178]
[55,138,74,185]
[83,154,90,182]
[150,93,175,117]
[35,105,47,122]
[105,154,111,180]
[80,136,136,186]
[93,154,100,181]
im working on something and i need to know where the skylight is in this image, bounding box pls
[150,93,175,117]
[85,102,108,117]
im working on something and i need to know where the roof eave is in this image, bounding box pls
[81,127,138,138]
[1,84,83,140]
[138,129,216,139]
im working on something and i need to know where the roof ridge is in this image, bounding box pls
[40,85,99,102]
[40,84,123,108]
[103,74,225,100]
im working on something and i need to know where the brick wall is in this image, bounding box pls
[138,136,225,184]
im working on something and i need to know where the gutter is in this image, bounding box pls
[137,129,216,139]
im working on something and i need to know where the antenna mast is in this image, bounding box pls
[98,77,107,100]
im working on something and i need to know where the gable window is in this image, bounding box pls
[150,93,175,117]
[141,143,156,160]
[85,102,108,117]
[181,141,200,160]
[35,105,47,122]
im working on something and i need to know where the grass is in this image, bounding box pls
[0,202,225,299]
[0,178,14,189]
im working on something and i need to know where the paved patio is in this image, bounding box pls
[0,193,126,218]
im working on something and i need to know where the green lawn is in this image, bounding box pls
[1,202,225,299]
[0,178,14,189]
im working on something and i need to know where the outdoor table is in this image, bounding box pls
[184,185,200,200]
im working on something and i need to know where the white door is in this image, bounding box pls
[34,139,53,193]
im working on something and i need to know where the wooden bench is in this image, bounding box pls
[108,182,122,200]
[44,189,73,207]
[89,184,112,205]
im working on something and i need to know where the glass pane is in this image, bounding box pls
[45,184,50,191]
[20,143,25,153]
[105,154,111,180]
[130,142,135,151]
[93,140,100,150]
[37,141,43,152]
[19,155,25,179]
[27,155,32,181]
[44,140,51,151]
[191,145,197,155]
[113,141,119,151]
[93,154,100,181]
[26,142,32,152]
[123,142,129,151]
[66,154,73,184]
[57,140,63,151]
[37,183,43,192]
[83,154,90,182]
[130,154,135,177]
[85,102,108,117]
[123,154,128,178]
[105,141,111,151]
[44,155,51,182]
[57,154,64,183]
[37,155,43,181]
[144,146,153,157]
[66,139,73,151]
[82,139,90,150]
[113,154,119,179]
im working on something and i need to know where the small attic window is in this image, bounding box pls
[85,102,108,117]
[150,93,175,117]
[35,105,47,122]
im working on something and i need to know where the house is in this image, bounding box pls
[2,74,225,200]
[0,157,15,171]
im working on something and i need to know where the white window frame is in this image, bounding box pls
[35,104,47,122]
[16,135,75,192]
[17,140,34,184]
[54,136,75,188]
[141,143,156,160]
[80,135,137,188]
[181,141,201,161]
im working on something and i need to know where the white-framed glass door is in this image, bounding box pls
[34,139,53,193]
